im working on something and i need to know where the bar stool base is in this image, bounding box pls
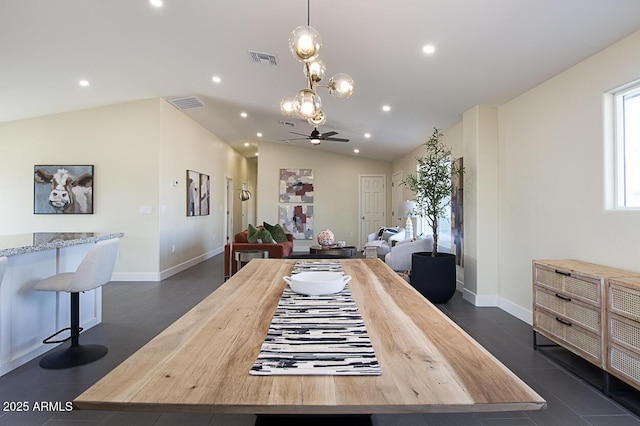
[39,344,108,369]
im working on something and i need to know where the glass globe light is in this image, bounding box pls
[329,73,355,99]
[280,97,296,115]
[305,59,326,83]
[289,25,322,62]
[308,111,326,127]
[294,89,322,119]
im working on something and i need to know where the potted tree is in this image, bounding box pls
[402,127,464,303]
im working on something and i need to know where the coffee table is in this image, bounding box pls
[309,245,357,257]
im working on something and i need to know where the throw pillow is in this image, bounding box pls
[263,222,288,243]
[247,224,275,244]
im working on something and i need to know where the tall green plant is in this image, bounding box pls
[402,128,463,257]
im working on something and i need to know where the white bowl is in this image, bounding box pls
[283,272,352,295]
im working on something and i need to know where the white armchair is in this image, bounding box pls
[384,235,434,272]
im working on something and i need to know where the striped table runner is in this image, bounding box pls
[250,262,382,375]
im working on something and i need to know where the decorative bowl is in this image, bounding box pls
[283,272,352,295]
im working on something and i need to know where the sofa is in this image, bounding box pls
[384,235,434,272]
[365,227,406,257]
[224,229,294,277]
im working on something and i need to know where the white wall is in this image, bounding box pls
[498,29,640,313]
[256,141,393,250]
[157,100,255,278]
[0,98,256,280]
[0,99,161,275]
[392,28,640,324]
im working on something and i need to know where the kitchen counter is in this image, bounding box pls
[0,232,123,257]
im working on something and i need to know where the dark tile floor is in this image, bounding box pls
[1,255,639,425]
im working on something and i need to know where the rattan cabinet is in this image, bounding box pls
[607,276,640,389]
[533,259,640,393]
[533,260,606,367]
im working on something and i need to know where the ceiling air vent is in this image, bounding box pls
[248,50,279,66]
[279,120,296,128]
[167,96,205,110]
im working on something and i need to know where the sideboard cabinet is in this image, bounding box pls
[532,259,640,392]
[607,276,640,389]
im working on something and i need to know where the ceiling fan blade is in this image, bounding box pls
[282,137,309,141]
[289,131,311,137]
[325,137,350,142]
[320,131,338,138]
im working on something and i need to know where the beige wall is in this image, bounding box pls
[256,141,393,251]
[0,98,256,280]
[497,28,640,317]
[392,28,640,324]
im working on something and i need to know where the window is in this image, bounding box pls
[417,204,452,248]
[414,156,453,249]
[615,82,640,208]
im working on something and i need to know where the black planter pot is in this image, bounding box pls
[410,252,456,304]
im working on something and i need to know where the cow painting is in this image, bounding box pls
[34,166,94,214]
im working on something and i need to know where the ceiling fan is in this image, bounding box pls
[286,127,349,145]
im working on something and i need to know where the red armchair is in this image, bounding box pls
[224,229,294,277]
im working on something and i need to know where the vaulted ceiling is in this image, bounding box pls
[3,0,640,161]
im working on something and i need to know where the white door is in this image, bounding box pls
[360,175,386,248]
[391,171,403,227]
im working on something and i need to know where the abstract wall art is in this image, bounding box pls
[279,168,314,203]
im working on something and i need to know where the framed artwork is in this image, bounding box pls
[186,170,200,216]
[200,173,210,216]
[279,204,314,240]
[34,165,94,214]
[279,168,314,203]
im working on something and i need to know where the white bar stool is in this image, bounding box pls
[34,238,119,369]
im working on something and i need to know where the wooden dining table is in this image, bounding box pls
[74,258,546,415]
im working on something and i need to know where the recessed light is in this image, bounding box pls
[149,0,163,7]
[364,133,371,138]
[212,76,221,83]
[78,80,90,87]
[354,149,360,154]
[422,44,436,54]
[256,133,263,138]
[244,142,250,147]
[255,152,259,156]
[240,112,248,118]
[382,105,391,112]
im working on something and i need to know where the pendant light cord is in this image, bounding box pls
[307,0,310,26]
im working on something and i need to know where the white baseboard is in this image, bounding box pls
[462,288,497,306]
[497,297,533,325]
[111,248,223,282]
[462,288,532,325]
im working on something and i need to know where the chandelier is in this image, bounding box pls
[280,0,354,127]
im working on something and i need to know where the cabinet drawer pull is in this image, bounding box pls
[555,317,572,327]
[555,269,571,277]
[555,293,572,302]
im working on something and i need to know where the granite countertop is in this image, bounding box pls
[0,232,124,257]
